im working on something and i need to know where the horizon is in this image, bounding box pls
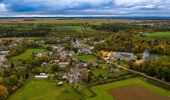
[0,0,170,17]
[0,15,170,19]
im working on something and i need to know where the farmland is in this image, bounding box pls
[0,18,170,100]
[88,77,170,100]
[108,84,170,100]
[0,18,130,24]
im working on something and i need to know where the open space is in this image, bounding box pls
[10,49,45,61]
[0,18,130,24]
[148,32,170,38]
[8,77,81,100]
[108,84,170,100]
[77,54,97,63]
[88,77,170,100]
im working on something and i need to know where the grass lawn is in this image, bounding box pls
[99,64,112,69]
[92,68,130,78]
[56,26,83,32]
[75,84,95,98]
[77,54,97,63]
[8,77,81,100]
[10,49,45,61]
[88,77,170,100]
[148,32,170,38]
[92,69,113,77]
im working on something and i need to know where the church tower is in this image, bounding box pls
[143,50,149,59]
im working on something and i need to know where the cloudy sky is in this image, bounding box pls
[0,0,170,17]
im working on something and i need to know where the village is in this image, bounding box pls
[0,17,169,100]
[0,36,160,87]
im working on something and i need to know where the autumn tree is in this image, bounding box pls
[0,85,8,100]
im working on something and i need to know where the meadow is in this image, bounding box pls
[8,77,81,100]
[148,32,170,38]
[10,49,45,61]
[77,54,97,63]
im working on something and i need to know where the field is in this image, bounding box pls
[88,77,170,100]
[8,77,81,100]
[55,26,82,32]
[0,37,24,41]
[92,68,130,78]
[10,49,45,61]
[148,32,170,38]
[108,84,170,100]
[0,18,130,24]
[77,54,97,63]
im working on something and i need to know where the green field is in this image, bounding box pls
[148,32,170,38]
[88,77,170,100]
[92,69,113,77]
[10,49,45,61]
[92,69,130,78]
[77,54,97,63]
[56,26,82,32]
[8,77,81,100]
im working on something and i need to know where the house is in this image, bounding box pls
[41,62,48,67]
[76,62,87,68]
[53,60,60,64]
[35,73,48,79]
[58,62,69,67]
[62,73,68,79]
[110,52,137,61]
[0,55,7,62]
[0,51,10,55]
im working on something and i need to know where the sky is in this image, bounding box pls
[0,0,170,17]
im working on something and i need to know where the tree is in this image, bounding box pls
[10,62,15,69]
[82,72,89,83]
[51,64,60,73]
[0,77,4,85]
[0,85,8,100]
[87,63,93,70]
[8,75,17,86]
[46,46,53,51]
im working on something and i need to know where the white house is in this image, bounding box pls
[58,62,69,67]
[35,73,48,79]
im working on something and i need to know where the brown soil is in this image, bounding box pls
[107,84,170,100]
[0,37,24,41]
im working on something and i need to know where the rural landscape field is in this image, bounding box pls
[0,18,169,100]
[0,0,170,100]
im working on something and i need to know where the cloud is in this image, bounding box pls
[114,0,161,6]
[0,3,8,12]
[4,0,112,12]
[0,0,170,17]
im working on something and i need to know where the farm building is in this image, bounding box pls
[110,52,137,61]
